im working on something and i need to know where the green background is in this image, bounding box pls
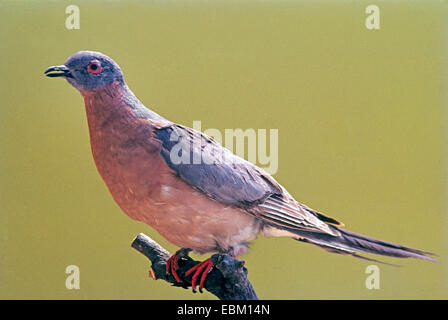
[0,0,446,299]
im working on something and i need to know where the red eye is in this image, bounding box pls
[88,60,102,75]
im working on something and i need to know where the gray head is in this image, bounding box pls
[45,51,124,91]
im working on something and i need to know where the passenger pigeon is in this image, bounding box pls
[45,51,437,292]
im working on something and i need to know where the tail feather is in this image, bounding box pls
[293,225,439,264]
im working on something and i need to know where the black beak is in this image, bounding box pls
[44,65,72,78]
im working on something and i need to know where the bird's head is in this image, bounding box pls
[45,51,124,92]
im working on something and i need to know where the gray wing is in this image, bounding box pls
[155,123,338,235]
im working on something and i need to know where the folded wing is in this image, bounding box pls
[155,123,338,236]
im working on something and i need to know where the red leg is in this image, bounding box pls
[185,258,214,293]
[166,251,182,283]
[166,248,193,283]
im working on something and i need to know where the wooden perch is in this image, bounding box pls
[131,233,258,300]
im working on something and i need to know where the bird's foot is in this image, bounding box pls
[166,248,192,283]
[185,258,214,293]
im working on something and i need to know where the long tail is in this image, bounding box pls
[294,226,439,265]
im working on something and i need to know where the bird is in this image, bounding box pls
[45,51,437,292]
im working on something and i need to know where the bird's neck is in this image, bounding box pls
[81,81,167,126]
[81,81,170,158]
[81,81,170,178]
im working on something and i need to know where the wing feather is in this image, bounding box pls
[155,123,338,236]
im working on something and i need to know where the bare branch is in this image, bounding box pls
[131,233,258,300]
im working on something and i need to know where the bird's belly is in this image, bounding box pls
[92,142,260,256]
[137,194,260,256]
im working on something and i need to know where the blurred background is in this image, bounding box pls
[0,0,446,299]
